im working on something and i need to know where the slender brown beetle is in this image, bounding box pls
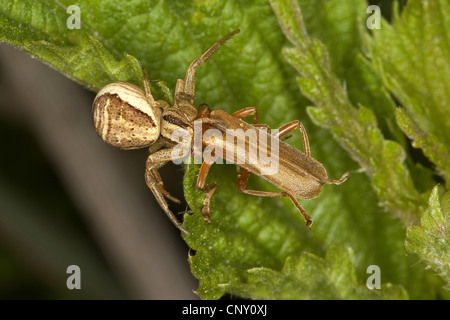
[92,29,350,235]
[195,105,350,228]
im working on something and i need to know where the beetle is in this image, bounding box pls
[92,29,349,235]
[195,104,350,227]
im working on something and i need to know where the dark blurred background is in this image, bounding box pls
[0,44,197,299]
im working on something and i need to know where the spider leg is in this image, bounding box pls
[145,148,189,235]
[183,30,240,101]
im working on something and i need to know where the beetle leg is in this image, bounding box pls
[274,120,310,156]
[232,107,259,123]
[232,107,270,132]
[286,194,312,229]
[145,148,190,235]
[236,170,312,229]
[237,169,287,197]
[196,163,217,223]
[196,153,219,223]
[236,169,251,192]
[237,170,287,198]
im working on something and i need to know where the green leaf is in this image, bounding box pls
[367,0,450,188]
[223,245,408,299]
[396,108,450,186]
[182,163,322,300]
[0,0,147,92]
[271,0,424,225]
[183,152,434,299]
[405,186,450,287]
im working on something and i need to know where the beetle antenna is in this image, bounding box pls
[327,172,350,185]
